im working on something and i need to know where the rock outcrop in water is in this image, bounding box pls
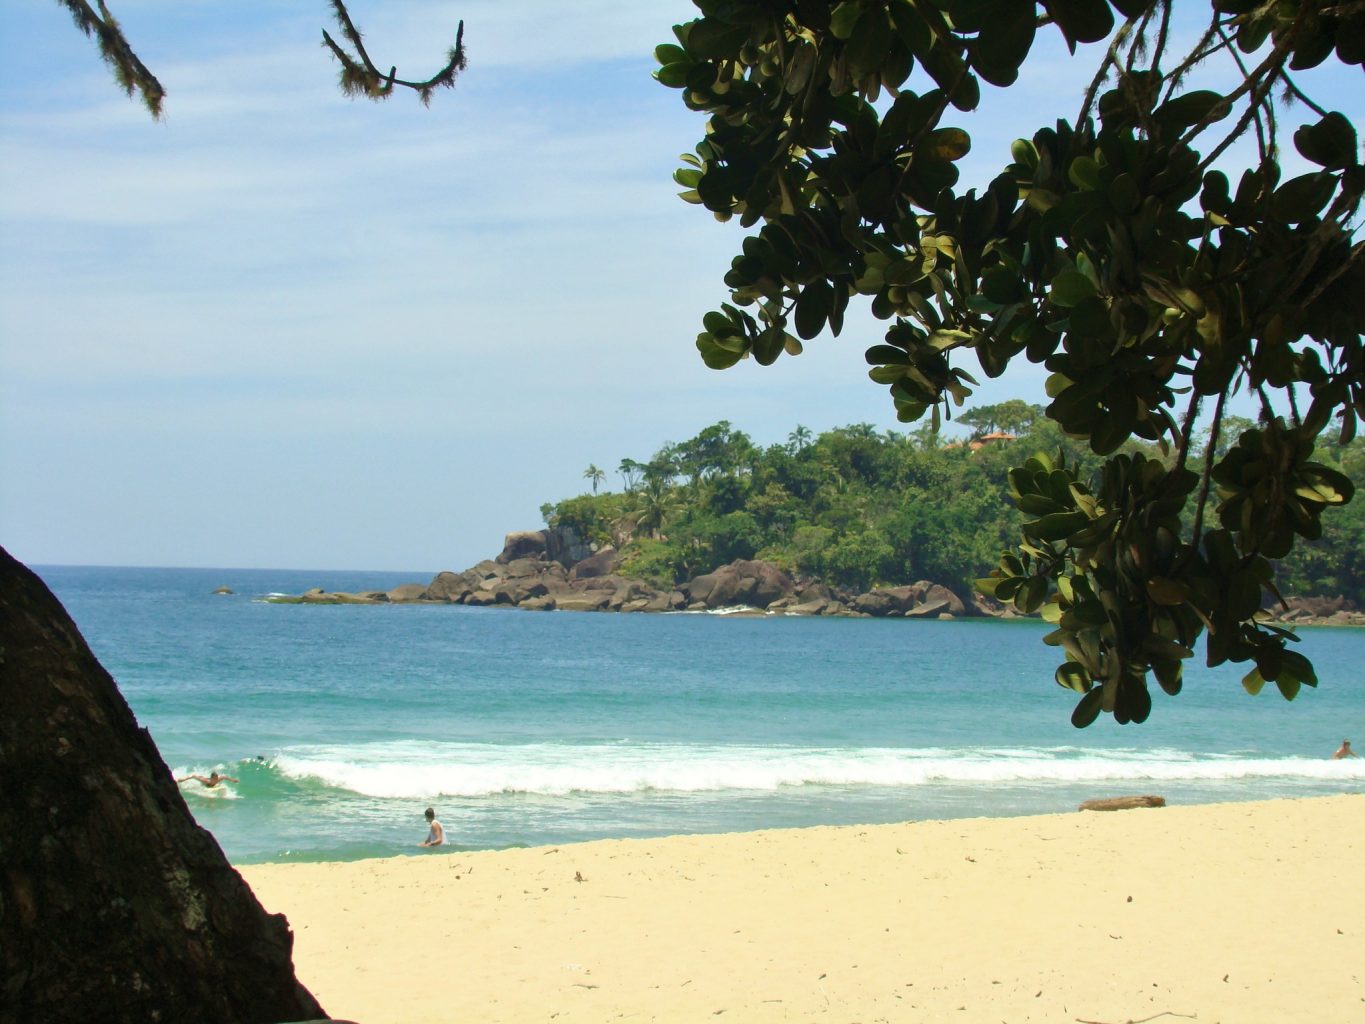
[268,528,1364,624]
[271,530,974,618]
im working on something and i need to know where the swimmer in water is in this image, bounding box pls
[177,770,239,788]
[418,806,445,847]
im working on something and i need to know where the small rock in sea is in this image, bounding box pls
[212,586,233,595]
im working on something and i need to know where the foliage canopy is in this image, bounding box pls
[546,416,1365,615]
[656,0,1365,725]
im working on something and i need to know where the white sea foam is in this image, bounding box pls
[270,741,1365,800]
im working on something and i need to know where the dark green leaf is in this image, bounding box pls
[1145,578,1187,606]
[1152,657,1183,696]
[696,332,745,369]
[703,310,736,338]
[1071,687,1104,728]
[1046,0,1115,51]
[1016,574,1049,613]
[794,280,833,340]
[1056,661,1091,693]
[655,62,692,88]
[1049,270,1096,307]
[655,43,687,65]
[1270,172,1336,223]
[1107,172,1140,214]
[687,18,751,59]
[1032,510,1088,540]
[845,7,894,72]
[1294,112,1358,170]
[980,266,1024,305]
[922,127,971,162]
[830,1,861,40]
[752,326,785,366]
[972,1,1036,87]
[1154,90,1228,133]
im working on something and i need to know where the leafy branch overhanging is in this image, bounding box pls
[657,0,1365,726]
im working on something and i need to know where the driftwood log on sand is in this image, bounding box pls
[1078,795,1167,812]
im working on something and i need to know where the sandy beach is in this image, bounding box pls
[242,794,1365,1023]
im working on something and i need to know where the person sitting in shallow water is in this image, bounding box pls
[176,770,239,788]
[418,806,445,847]
[1333,739,1360,759]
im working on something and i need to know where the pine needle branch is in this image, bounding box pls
[56,0,165,117]
[57,0,468,116]
[323,2,467,106]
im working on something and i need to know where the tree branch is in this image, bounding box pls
[1189,384,1228,558]
[58,0,468,115]
[56,0,165,117]
[323,2,467,105]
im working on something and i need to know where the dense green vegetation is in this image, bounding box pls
[544,405,1365,604]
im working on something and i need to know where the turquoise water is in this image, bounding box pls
[36,565,1365,864]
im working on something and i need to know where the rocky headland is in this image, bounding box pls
[266,528,1364,625]
[267,528,977,619]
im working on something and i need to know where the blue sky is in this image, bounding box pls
[2,2,1360,572]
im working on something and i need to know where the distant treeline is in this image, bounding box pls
[547,401,1365,604]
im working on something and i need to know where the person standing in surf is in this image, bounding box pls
[418,806,445,847]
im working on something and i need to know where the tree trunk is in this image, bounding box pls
[0,547,327,1023]
[1077,794,1167,812]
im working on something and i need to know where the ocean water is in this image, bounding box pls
[34,565,1365,864]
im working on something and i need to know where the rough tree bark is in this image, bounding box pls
[0,546,326,1023]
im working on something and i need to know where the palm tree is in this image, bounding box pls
[788,424,813,452]
[631,478,677,539]
[584,464,605,495]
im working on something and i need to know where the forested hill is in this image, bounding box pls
[545,402,1365,606]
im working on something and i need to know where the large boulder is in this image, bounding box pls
[465,589,512,607]
[853,582,965,617]
[786,598,831,616]
[684,560,795,609]
[794,580,832,603]
[424,569,479,603]
[570,547,621,580]
[922,583,966,616]
[502,556,551,580]
[852,584,923,616]
[471,559,508,580]
[749,561,796,606]
[497,531,548,564]
[545,525,594,567]
[386,583,428,603]
[642,592,684,613]
[904,598,951,618]
[555,592,613,612]
[0,546,325,1023]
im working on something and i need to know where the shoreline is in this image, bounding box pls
[242,793,1365,1023]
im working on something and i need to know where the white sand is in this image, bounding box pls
[243,794,1365,1023]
